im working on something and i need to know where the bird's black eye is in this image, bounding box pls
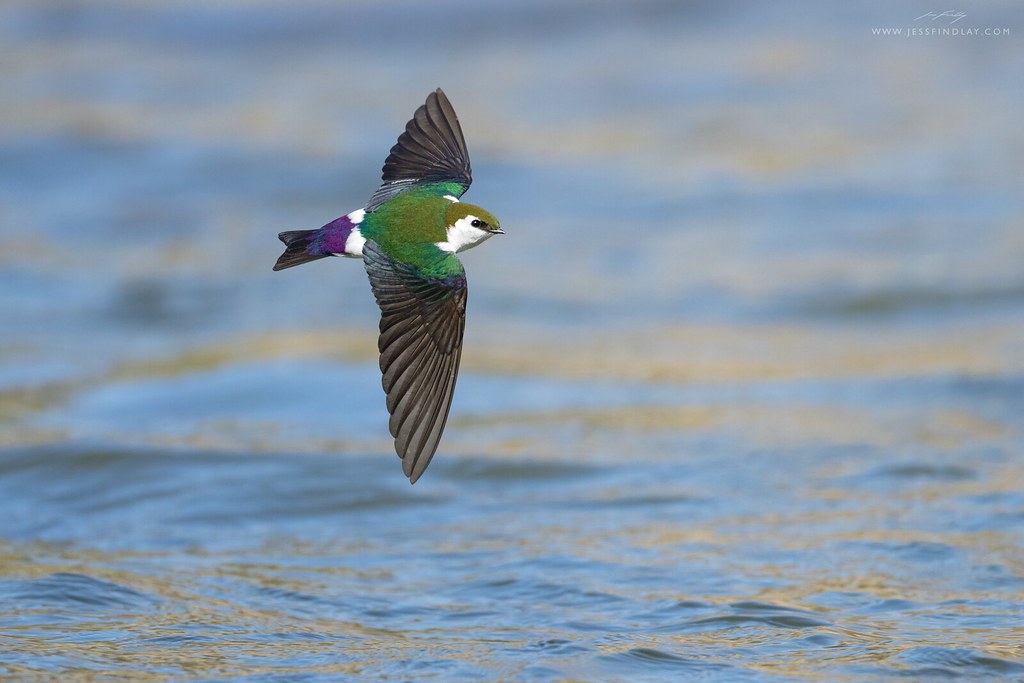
[470,219,484,228]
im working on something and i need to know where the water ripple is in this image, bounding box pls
[890,646,1024,677]
[0,572,160,625]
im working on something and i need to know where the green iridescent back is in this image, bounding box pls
[360,186,464,278]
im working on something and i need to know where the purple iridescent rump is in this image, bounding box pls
[310,211,363,256]
[272,209,364,270]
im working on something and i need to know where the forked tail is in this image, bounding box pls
[273,230,328,271]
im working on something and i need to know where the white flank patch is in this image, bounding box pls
[330,209,367,258]
[341,227,365,258]
[435,215,494,254]
[443,195,460,203]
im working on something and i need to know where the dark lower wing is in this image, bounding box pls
[362,240,467,483]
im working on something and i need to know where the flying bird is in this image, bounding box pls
[273,89,503,483]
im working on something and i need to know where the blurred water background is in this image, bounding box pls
[2,1,1024,680]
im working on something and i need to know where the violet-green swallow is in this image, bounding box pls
[273,88,503,484]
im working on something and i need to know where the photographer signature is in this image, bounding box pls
[915,10,967,24]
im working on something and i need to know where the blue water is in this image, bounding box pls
[2,1,1024,679]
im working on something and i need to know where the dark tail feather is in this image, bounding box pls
[273,230,329,271]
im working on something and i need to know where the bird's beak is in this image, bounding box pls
[491,227,505,235]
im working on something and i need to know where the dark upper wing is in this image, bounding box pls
[365,88,473,212]
[362,240,467,483]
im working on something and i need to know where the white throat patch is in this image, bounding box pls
[435,215,494,254]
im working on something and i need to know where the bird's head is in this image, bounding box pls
[439,201,503,253]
